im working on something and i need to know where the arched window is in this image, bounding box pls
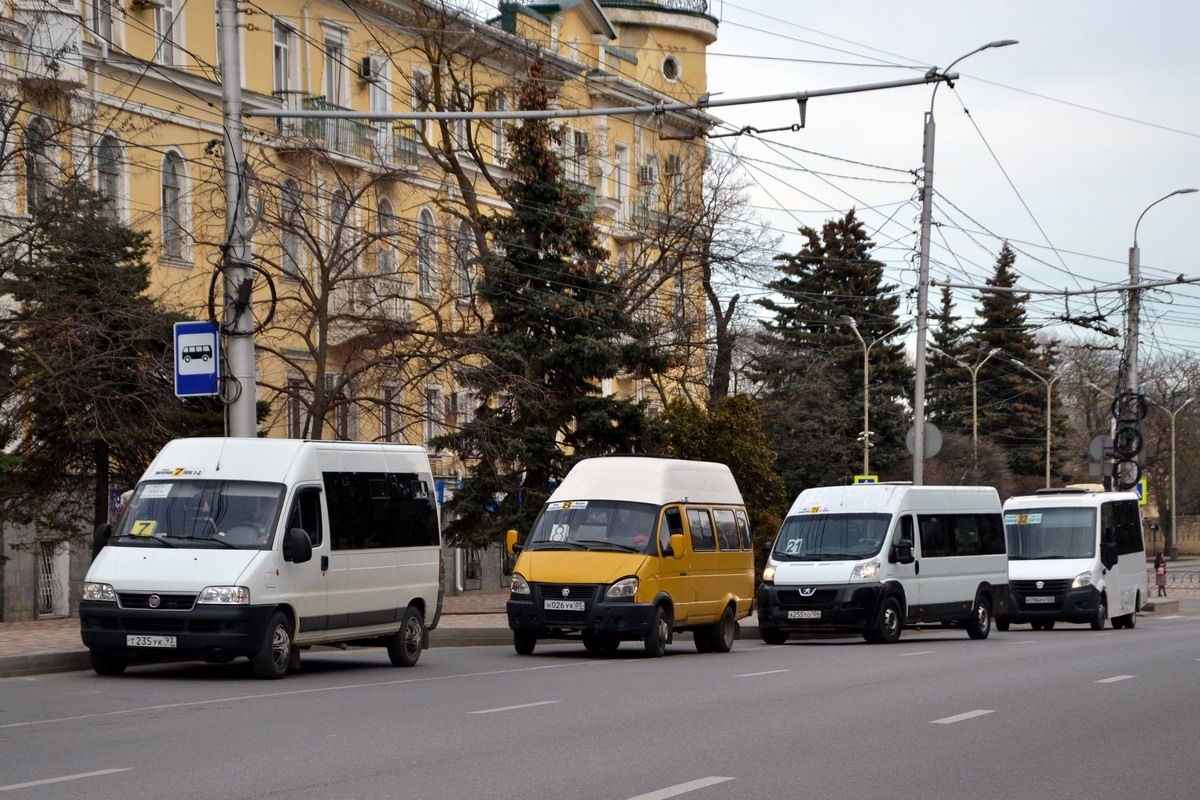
[24,119,52,216]
[417,208,437,298]
[280,178,303,278]
[455,220,475,302]
[161,151,188,262]
[377,197,397,275]
[96,134,121,220]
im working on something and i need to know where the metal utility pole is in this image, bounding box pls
[1121,189,1197,486]
[913,39,1017,485]
[218,0,257,436]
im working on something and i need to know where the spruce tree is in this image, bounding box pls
[926,286,973,432]
[755,210,911,493]
[440,61,669,549]
[971,243,1068,480]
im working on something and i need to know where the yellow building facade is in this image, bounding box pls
[4,0,719,478]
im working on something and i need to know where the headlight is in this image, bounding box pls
[605,577,638,599]
[510,573,531,596]
[1071,571,1093,589]
[762,564,776,584]
[82,582,116,602]
[850,559,880,581]
[197,586,250,605]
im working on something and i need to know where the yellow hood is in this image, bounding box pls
[516,550,649,585]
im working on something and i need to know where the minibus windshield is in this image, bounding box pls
[772,513,891,561]
[1005,507,1097,560]
[113,480,285,550]
[525,500,658,554]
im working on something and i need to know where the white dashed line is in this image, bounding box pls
[626,777,736,800]
[931,709,994,724]
[736,669,789,677]
[0,769,130,793]
[901,650,936,656]
[470,700,559,715]
[1096,675,1135,684]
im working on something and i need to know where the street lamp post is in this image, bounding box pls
[1166,398,1195,560]
[1122,189,1198,488]
[913,39,1018,485]
[929,346,999,470]
[1008,358,1059,488]
[842,316,909,477]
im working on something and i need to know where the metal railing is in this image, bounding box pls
[1147,568,1200,593]
[273,92,377,161]
[600,1,710,14]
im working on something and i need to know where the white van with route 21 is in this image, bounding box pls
[757,483,1009,644]
[81,438,443,678]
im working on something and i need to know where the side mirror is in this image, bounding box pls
[669,533,685,560]
[890,538,915,565]
[1150,522,1160,532]
[284,528,313,564]
[506,529,520,556]
[92,522,112,559]
[761,542,773,561]
[1100,541,1117,570]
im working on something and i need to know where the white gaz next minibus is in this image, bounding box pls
[999,487,1146,631]
[757,484,1009,644]
[81,438,443,679]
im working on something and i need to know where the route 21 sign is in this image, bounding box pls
[174,321,220,397]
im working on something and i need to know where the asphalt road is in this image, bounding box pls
[1,615,1196,800]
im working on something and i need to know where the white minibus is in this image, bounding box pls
[757,484,1009,644]
[81,438,443,678]
[999,487,1146,631]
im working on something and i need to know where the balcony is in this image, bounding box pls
[390,124,421,167]
[569,181,596,215]
[274,93,377,161]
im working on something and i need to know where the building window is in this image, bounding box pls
[96,134,121,221]
[417,208,437,298]
[324,36,347,108]
[287,376,308,439]
[423,386,443,449]
[382,385,402,443]
[567,128,589,184]
[377,198,397,275]
[161,151,188,262]
[455,220,475,303]
[412,68,432,139]
[91,0,113,44]
[273,22,296,96]
[487,91,509,165]
[662,55,681,83]
[450,83,472,152]
[280,178,303,278]
[24,119,52,216]
[155,0,182,67]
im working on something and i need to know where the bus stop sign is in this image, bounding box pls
[174,321,220,397]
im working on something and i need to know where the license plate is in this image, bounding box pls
[126,635,176,648]
[788,610,821,619]
[544,600,585,612]
[1025,596,1054,604]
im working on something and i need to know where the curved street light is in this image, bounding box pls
[1008,357,1059,488]
[929,346,1000,470]
[842,316,909,477]
[912,39,1018,485]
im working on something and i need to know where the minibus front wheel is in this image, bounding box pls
[514,630,537,655]
[387,606,424,667]
[643,606,670,658]
[251,610,293,680]
[89,649,128,676]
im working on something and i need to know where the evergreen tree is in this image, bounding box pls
[926,286,973,432]
[0,178,224,545]
[440,61,669,549]
[755,210,911,494]
[971,243,1068,480]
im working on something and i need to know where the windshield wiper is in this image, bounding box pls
[119,534,178,548]
[528,541,586,550]
[575,539,641,553]
[173,534,237,549]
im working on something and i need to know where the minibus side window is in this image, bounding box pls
[734,509,752,550]
[1112,500,1142,555]
[287,487,324,547]
[687,508,716,552]
[661,507,684,554]
[713,508,739,551]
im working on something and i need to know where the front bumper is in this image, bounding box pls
[757,582,886,633]
[80,600,276,660]
[1002,582,1101,624]
[506,583,658,641]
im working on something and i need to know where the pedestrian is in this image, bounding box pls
[1155,552,1167,597]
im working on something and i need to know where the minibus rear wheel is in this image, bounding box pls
[706,605,736,653]
[387,606,424,667]
[966,596,991,640]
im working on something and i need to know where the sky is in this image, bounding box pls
[701,0,1200,371]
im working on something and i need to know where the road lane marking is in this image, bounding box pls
[1096,632,1114,637]
[627,777,735,800]
[901,650,936,656]
[0,660,610,730]
[736,669,789,677]
[0,769,130,793]
[931,710,994,724]
[1010,640,1035,644]
[470,700,559,715]
[1096,675,1135,683]
[1158,615,1185,619]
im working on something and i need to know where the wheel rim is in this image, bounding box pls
[271,623,291,672]
[655,613,669,646]
[976,603,989,630]
[883,605,899,638]
[403,616,422,658]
